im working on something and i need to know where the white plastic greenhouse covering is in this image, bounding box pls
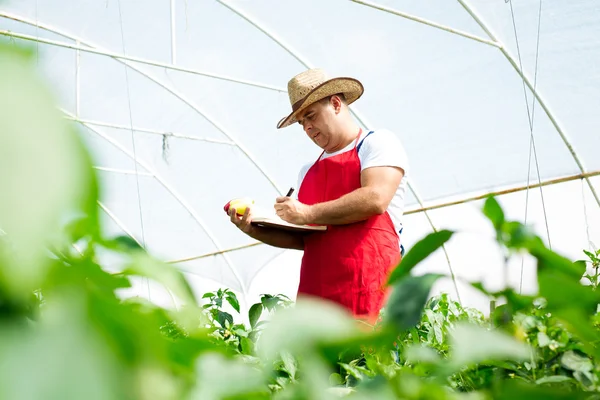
[2,0,599,317]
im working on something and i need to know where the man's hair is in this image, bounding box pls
[319,93,347,106]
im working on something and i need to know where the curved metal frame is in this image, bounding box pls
[350,0,501,48]
[64,109,247,296]
[455,0,600,207]
[0,11,302,310]
[170,0,176,65]
[97,199,180,310]
[405,170,600,215]
[245,247,290,295]
[0,14,285,93]
[171,170,600,262]
[0,14,285,198]
[65,115,236,146]
[8,1,598,305]
[216,0,462,302]
[345,0,600,208]
[94,166,153,176]
[98,200,143,247]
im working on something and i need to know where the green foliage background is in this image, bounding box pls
[2,36,600,400]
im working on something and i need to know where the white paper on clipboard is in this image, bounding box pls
[246,204,327,232]
[251,216,327,232]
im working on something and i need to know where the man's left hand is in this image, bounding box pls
[274,197,312,225]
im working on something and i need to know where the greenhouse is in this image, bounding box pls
[1,0,599,398]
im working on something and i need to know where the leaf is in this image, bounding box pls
[535,375,575,385]
[248,303,263,330]
[215,297,222,308]
[261,294,280,311]
[122,253,197,306]
[0,42,96,296]
[470,281,492,296]
[326,387,354,397]
[495,380,588,399]
[63,216,94,243]
[328,373,344,386]
[232,326,249,338]
[253,320,269,330]
[551,308,600,359]
[103,235,144,252]
[447,323,531,371]
[280,350,297,380]
[409,327,421,345]
[0,294,125,399]
[483,196,505,231]
[404,344,441,364]
[383,274,442,333]
[433,322,443,344]
[387,231,453,285]
[533,247,586,281]
[561,350,593,372]
[240,337,255,355]
[225,292,240,313]
[574,370,595,389]
[202,292,215,299]
[538,269,600,312]
[339,362,367,381]
[217,311,233,329]
[256,298,363,362]
[583,249,597,261]
[537,332,551,347]
[501,222,540,250]
[167,305,211,337]
[190,352,268,399]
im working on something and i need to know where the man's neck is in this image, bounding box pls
[324,125,362,154]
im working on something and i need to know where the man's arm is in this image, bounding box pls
[228,206,306,250]
[275,165,404,226]
[245,225,306,250]
[309,165,404,225]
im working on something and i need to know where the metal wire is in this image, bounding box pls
[117,0,150,299]
[507,0,549,294]
[582,179,597,252]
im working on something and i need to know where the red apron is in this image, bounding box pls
[297,130,401,322]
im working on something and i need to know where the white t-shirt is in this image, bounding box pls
[296,128,409,240]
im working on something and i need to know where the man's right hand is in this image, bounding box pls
[227,205,305,251]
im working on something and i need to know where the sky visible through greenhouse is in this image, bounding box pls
[1,0,599,317]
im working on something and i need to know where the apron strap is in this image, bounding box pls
[356,130,374,154]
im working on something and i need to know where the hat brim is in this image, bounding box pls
[276,77,364,129]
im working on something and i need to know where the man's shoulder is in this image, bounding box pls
[359,128,406,152]
[359,128,410,172]
[363,128,402,143]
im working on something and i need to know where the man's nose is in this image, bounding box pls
[303,122,312,134]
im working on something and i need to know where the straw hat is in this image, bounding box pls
[276,68,364,129]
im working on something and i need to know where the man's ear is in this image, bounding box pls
[332,95,343,114]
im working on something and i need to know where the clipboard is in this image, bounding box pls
[224,194,327,233]
[251,216,327,232]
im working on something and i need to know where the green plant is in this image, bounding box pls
[3,38,600,400]
[582,249,600,290]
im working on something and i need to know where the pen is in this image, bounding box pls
[286,187,295,197]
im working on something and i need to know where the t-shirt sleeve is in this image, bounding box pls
[296,162,312,199]
[358,129,409,174]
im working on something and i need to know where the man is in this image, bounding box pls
[228,68,409,322]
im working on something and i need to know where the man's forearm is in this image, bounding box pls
[308,187,385,225]
[248,226,306,250]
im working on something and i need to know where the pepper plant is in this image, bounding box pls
[3,37,600,400]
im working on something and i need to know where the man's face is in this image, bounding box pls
[296,97,338,151]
